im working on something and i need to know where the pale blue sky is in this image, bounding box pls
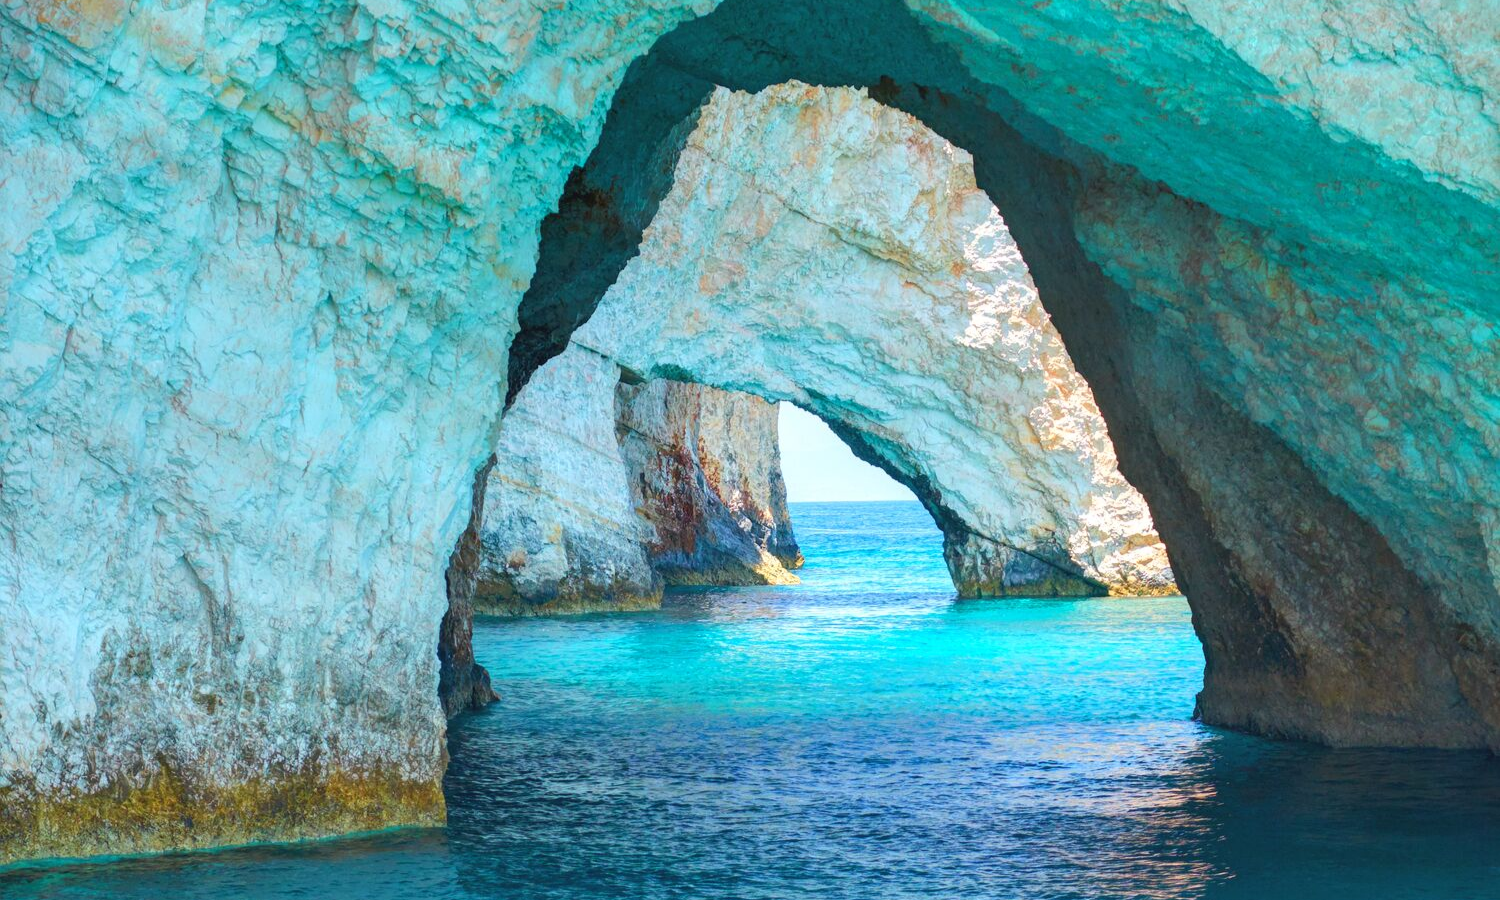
[777,403,915,503]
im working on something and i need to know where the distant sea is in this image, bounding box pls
[8,501,1499,898]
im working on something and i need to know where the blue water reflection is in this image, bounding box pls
[7,502,1497,898]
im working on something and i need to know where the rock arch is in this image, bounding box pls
[499,0,1500,755]
[3,0,1499,866]
[475,343,802,617]
[481,83,1174,611]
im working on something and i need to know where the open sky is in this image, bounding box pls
[777,403,915,503]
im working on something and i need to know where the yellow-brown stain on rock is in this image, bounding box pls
[28,0,131,50]
[0,764,444,867]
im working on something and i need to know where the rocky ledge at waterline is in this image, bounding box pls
[473,343,801,616]
[5,0,1500,868]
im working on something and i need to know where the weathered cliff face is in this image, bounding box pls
[519,0,1500,750]
[474,345,660,616]
[0,0,713,863]
[5,0,1500,865]
[575,84,1174,599]
[474,343,798,615]
[617,376,803,586]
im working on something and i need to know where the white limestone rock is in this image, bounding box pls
[576,84,1175,598]
[475,345,662,615]
[0,0,712,862]
[476,344,800,613]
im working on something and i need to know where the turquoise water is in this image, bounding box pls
[7,501,1500,898]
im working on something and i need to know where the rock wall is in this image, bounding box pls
[617,376,803,586]
[0,0,714,864]
[474,344,799,615]
[574,84,1175,599]
[5,0,1500,866]
[474,344,660,616]
[518,0,1500,750]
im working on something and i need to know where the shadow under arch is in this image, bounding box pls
[445,0,1492,750]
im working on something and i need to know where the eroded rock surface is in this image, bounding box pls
[0,0,714,863]
[576,84,1175,599]
[475,345,661,616]
[618,375,803,586]
[5,0,1500,866]
[475,344,799,615]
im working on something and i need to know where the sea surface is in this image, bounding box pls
[8,501,1500,898]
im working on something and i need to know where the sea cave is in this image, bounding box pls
[3,0,1500,895]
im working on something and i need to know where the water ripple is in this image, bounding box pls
[7,502,1498,898]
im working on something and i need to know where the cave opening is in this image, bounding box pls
[777,402,918,506]
[451,73,1182,628]
[449,0,1500,752]
[441,29,1196,728]
[9,0,1500,880]
[428,26,1492,876]
[438,56,1219,892]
